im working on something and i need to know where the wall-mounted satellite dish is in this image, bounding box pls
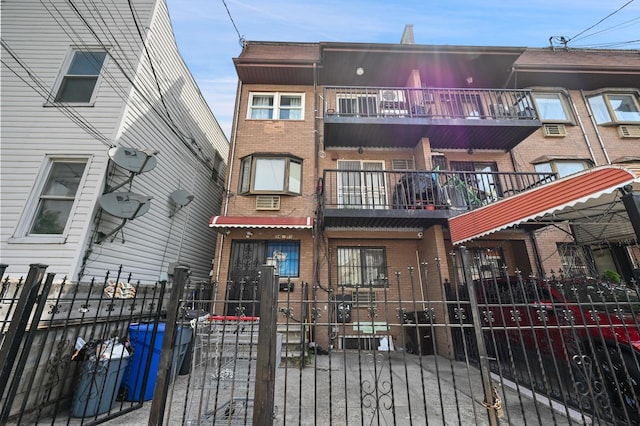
[170,189,195,207]
[99,191,152,220]
[108,147,158,173]
[169,189,195,217]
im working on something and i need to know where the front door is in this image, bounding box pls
[226,241,266,317]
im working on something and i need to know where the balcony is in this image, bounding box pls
[321,169,556,229]
[323,87,541,151]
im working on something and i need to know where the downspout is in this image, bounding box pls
[580,90,612,165]
[567,91,597,166]
[313,62,320,289]
[215,78,243,283]
[528,231,545,277]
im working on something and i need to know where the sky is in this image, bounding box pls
[165,0,640,139]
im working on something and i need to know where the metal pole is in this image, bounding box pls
[458,247,500,425]
[0,264,50,422]
[149,266,189,426]
[253,265,278,426]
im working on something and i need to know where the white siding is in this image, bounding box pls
[1,0,228,283]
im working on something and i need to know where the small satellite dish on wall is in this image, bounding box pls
[99,191,152,220]
[169,189,195,207]
[169,189,194,217]
[108,147,158,173]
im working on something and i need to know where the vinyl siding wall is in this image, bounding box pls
[0,0,228,282]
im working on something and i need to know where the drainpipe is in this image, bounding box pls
[567,91,597,166]
[313,62,320,289]
[528,231,545,277]
[580,90,612,165]
[215,78,243,283]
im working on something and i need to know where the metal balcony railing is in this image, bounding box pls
[324,87,538,120]
[322,169,556,211]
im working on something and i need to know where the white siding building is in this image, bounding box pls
[0,0,228,282]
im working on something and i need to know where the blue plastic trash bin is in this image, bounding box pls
[71,355,129,417]
[122,322,192,401]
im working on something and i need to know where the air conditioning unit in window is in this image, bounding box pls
[378,89,408,115]
[618,125,640,138]
[256,195,280,210]
[542,123,567,137]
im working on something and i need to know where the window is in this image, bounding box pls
[29,160,87,235]
[248,92,304,120]
[337,247,387,288]
[534,160,588,178]
[54,50,107,103]
[587,92,640,124]
[267,241,300,277]
[531,92,572,122]
[238,154,302,195]
[557,243,595,278]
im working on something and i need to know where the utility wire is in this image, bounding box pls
[1,40,113,146]
[221,0,246,47]
[569,0,635,43]
[64,0,214,170]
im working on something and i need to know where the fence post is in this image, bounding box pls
[148,266,189,426]
[253,265,278,426]
[0,264,51,422]
[459,248,500,426]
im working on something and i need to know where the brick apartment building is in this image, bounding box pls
[209,27,640,354]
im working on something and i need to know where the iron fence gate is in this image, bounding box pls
[158,251,639,426]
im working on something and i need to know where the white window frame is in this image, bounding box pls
[531,91,573,123]
[534,160,589,178]
[247,92,304,120]
[587,90,640,125]
[11,156,90,243]
[238,154,302,195]
[49,48,108,106]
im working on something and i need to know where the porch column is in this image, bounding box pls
[622,189,640,242]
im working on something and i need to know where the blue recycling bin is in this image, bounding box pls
[122,322,192,401]
[71,355,129,417]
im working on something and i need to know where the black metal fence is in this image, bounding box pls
[0,264,184,425]
[158,251,640,425]
[5,255,639,425]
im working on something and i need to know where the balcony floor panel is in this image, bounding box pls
[322,208,456,229]
[323,119,540,151]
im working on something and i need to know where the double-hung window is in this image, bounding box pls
[337,247,388,288]
[239,154,302,195]
[248,92,304,120]
[531,92,573,123]
[27,159,88,236]
[54,50,107,103]
[587,92,640,124]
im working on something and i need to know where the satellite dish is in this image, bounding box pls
[169,189,195,207]
[108,147,158,173]
[99,191,152,220]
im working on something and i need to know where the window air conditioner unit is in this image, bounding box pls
[256,195,281,210]
[379,89,408,115]
[542,123,567,137]
[618,125,640,138]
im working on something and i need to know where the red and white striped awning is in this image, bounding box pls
[448,165,638,245]
[209,215,313,229]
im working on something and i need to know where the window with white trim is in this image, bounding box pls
[54,50,107,103]
[531,92,573,123]
[238,154,302,195]
[587,92,640,124]
[534,160,589,178]
[337,247,388,288]
[247,92,304,120]
[28,159,87,235]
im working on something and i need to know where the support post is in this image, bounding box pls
[459,248,500,426]
[622,191,640,242]
[253,265,278,426]
[0,264,51,422]
[149,266,189,426]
